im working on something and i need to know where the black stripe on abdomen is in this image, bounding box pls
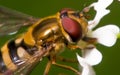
[7,40,20,64]
[20,40,38,55]
[0,50,7,73]
[7,40,38,64]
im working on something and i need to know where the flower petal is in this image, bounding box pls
[82,64,95,75]
[88,0,113,29]
[92,25,120,47]
[76,54,96,75]
[82,48,102,66]
[89,0,113,10]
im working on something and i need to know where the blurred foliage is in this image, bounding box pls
[0,0,120,75]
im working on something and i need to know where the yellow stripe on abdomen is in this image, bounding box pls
[1,43,17,71]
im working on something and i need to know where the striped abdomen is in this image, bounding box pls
[0,38,38,75]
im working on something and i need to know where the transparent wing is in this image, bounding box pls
[0,6,39,36]
[14,51,44,75]
[13,45,52,75]
[3,47,50,75]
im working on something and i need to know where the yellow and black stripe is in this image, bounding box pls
[0,51,7,73]
[0,39,38,74]
[0,15,60,75]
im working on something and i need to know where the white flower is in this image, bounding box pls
[77,48,102,75]
[88,0,113,30]
[91,25,120,47]
[77,0,120,75]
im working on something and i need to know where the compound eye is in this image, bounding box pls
[61,17,82,42]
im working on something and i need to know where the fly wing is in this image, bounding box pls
[3,46,51,75]
[0,6,39,36]
[13,45,52,75]
[13,51,45,75]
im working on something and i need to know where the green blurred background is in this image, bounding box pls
[0,0,120,75]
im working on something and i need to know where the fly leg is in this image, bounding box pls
[52,62,81,75]
[58,73,67,75]
[81,37,97,49]
[56,56,78,63]
[43,61,52,75]
[82,37,97,44]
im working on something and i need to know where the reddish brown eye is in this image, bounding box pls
[61,17,82,42]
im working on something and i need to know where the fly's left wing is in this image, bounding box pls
[0,6,39,36]
[13,45,52,75]
[13,51,45,75]
[3,46,52,75]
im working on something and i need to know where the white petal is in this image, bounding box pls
[100,25,120,34]
[82,48,102,66]
[82,64,95,75]
[89,0,113,10]
[76,53,86,67]
[88,0,113,29]
[92,25,120,47]
[76,54,96,75]
[88,9,109,29]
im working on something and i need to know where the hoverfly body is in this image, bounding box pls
[0,6,96,75]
